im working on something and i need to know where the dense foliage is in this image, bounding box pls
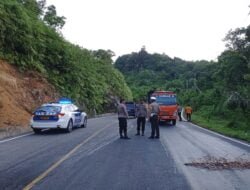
[115,27,250,136]
[0,0,132,113]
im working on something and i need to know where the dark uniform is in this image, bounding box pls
[117,100,129,139]
[177,104,182,121]
[149,99,160,139]
[136,101,147,136]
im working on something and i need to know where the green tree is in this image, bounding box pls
[216,51,248,90]
[43,5,66,30]
[0,0,132,113]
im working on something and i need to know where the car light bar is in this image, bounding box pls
[58,98,72,104]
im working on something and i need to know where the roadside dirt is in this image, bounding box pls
[0,60,59,139]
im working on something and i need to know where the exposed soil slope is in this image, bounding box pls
[0,60,59,129]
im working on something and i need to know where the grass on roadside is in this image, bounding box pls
[192,114,250,143]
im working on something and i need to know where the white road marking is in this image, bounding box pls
[23,123,114,190]
[0,115,115,144]
[0,133,33,144]
[181,109,187,122]
[179,123,250,148]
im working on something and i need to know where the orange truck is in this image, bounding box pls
[149,91,178,125]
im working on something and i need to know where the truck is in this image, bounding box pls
[148,90,178,125]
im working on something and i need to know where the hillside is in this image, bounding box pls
[0,60,58,129]
[0,0,132,117]
[0,0,133,139]
[114,34,250,141]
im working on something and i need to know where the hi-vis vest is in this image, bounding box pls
[185,106,192,114]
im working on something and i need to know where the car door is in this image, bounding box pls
[70,105,82,126]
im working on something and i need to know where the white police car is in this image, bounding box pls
[30,98,87,133]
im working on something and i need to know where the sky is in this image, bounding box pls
[46,0,250,61]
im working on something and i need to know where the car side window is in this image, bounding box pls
[72,105,78,111]
[65,105,73,112]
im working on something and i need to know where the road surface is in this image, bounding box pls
[0,115,249,190]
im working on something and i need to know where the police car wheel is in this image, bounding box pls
[33,128,42,134]
[66,120,73,133]
[81,118,87,128]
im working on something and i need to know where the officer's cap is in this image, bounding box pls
[150,97,156,100]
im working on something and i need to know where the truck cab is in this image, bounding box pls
[150,91,178,125]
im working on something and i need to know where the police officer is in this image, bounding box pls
[117,99,130,139]
[148,97,160,139]
[177,103,182,121]
[135,100,147,136]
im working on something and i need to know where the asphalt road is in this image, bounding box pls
[0,115,249,190]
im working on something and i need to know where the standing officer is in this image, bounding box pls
[177,103,182,121]
[136,99,147,136]
[117,99,130,139]
[148,97,160,139]
[185,104,193,122]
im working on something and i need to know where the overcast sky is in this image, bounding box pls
[46,0,250,61]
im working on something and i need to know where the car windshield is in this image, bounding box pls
[156,96,176,105]
[35,106,61,115]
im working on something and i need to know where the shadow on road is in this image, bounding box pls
[34,128,83,136]
[159,121,175,127]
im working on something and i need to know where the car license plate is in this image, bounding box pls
[40,116,49,120]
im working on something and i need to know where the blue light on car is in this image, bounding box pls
[59,100,72,104]
[58,98,72,104]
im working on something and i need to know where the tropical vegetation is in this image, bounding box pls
[115,24,250,141]
[0,0,132,113]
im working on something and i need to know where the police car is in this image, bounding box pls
[30,98,87,133]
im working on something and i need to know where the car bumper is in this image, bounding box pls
[30,120,68,129]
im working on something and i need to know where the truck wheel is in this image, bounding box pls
[172,119,176,126]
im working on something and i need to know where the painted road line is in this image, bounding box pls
[0,115,114,144]
[23,125,110,190]
[0,133,33,144]
[181,109,187,122]
[180,123,250,148]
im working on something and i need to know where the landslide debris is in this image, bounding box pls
[0,60,59,129]
[185,155,250,170]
